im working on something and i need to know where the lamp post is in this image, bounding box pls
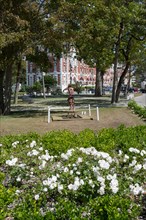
[42,72,46,99]
[70,60,73,85]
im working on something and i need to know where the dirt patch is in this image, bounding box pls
[0,108,145,136]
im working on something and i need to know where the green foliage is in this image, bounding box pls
[128,100,146,119]
[41,130,76,155]
[33,82,42,93]
[73,82,84,94]
[40,75,57,93]
[0,184,16,219]
[27,52,52,73]
[0,126,146,219]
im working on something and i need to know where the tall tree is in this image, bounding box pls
[51,0,146,102]
[0,0,38,114]
[0,0,61,114]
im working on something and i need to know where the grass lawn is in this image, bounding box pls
[0,106,145,136]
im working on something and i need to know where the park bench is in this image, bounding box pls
[22,95,34,104]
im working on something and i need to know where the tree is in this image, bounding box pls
[0,0,41,114]
[0,0,63,114]
[73,82,83,94]
[40,75,57,93]
[51,0,146,102]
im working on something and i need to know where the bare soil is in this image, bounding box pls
[0,108,145,136]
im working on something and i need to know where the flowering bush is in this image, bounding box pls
[1,132,146,219]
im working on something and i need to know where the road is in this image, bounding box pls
[134,93,146,107]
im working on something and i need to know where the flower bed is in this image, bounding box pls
[0,126,146,219]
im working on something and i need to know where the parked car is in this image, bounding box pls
[140,88,146,93]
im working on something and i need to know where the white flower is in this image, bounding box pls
[16,176,21,182]
[39,147,43,151]
[129,148,140,154]
[98,186,105,195]
[30,140,36,148]
[12,141,19,148]
[106,174,113,180]
[0,143,2,147]
[66,149,74,157]
[110,179,119,194]
[92,166,100,174]
[129,159,137,167]
[64,167,69,172]
[49,182,57,189]
[34,194,39,200]
[133,164,142,173]
[68,184,78,191]
[18,163,26,168]
[61,153,68,160]
[141,150,146,156]
[58,184,63,193]
[106,156,113,164]
[123,154,129,162]
[98,159,110,169]
[39,160,46,169]
[43,187,48,192]
[15,190,21,195]
[143,163,146,170]
[68,184,73,190]
[51,175,57,182]
[97,176,105,184]
[6,157,18,166]
[118,150,123,155]
[43,180,48,186]
[32,149,39,156]
[130,183,143,195]
[27,151,32,156]
[27,149,39,156]
[72,163,76,167]
[80,179,84,185]
[41,153,50,161]
[89,180,95,188]
[99,152,110,159]
[70,170,74,175]
[76,157,83,163]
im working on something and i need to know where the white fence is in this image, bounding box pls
[47,104,99,123]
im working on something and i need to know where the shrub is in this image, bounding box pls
[0,126,146,219]
[128,100,146,119]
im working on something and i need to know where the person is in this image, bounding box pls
[63,84,75,111]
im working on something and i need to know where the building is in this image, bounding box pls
[26,48,134,92]
[26,48,96,91]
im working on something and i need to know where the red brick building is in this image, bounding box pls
[26,50,96,91]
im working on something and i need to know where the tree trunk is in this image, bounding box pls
[115,35,132,102]
[95,66,102,97]
[0,70,5,115]
[14,61,21,104]
[111,21,124,104]
[115,62,130,102]
[3,63,13,115]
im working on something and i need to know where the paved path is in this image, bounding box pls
[134,94,146,107]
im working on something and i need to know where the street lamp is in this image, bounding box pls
[42,72,46,99]
[69,60,73,85]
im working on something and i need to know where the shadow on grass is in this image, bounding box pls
[5,111,47,118]
[37,98,111,108]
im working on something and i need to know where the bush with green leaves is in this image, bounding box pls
[128,100,146,119]
[0,126,146,219]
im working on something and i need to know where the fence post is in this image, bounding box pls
[48,107,50,123]
[96,107,99,121]
[89,104,91,116]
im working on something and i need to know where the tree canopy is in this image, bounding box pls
[1,0,146,115]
